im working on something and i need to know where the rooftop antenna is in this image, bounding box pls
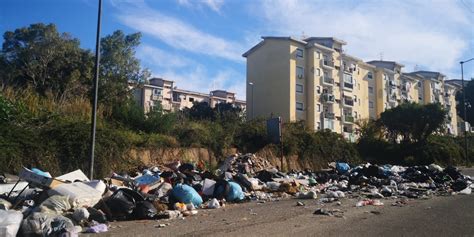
[379,52,384,61]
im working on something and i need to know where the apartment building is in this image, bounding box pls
[243,36,459,140]
[134,78,246,113]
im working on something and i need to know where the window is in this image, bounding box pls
[317,104,321,112]
[369,101,374,108]
[317,122,321,130]
[296,48,304,58]
[189,97,194,102]
[354,111,358,118]
[315,68,321,76]
[296,84,303,93]
[369,86,374,94]
[296,102,304,111]
[316,86,321,94]
[419,96,423,101]
[153,88,162,96]
[367,72,373,79]
[343,73,353,84]
[316,51,321,59]
[296,66,304,79]
[418,81,422,88]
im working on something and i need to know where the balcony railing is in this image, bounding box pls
[322,93,335,103]
[343,82,353,90]
[152,95,163,100]
[323,77,334,85]
[324,112,335,119]
[344,115,354,123]
[323,59,334,68]
[343,98,354,106]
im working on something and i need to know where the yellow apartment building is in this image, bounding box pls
[243,36,459,139]
[134,78,246,113]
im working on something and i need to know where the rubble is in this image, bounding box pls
[0,153,473,235]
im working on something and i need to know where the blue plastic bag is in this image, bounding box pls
[226,182,244,202]
[171,184,203,207]
[336,162,350,174]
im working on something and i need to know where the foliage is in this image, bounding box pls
[99,30,150,106]
[456,79,474,125]
[234,118,269,153]
[379,102,447,143]
[1,23,92,98]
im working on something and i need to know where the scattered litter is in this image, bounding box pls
[0,155,471,235]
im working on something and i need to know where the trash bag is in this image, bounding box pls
[0,210,23,237]
[21,212,77,236]
[87,207,108,223]
[38,195,72,214]
[22,212,52,236]
[226,182,245,202]
[72,207,90,223]
[171,184,203,207]
[336,162,350,174]
[105,188,144,220]
[452,179,468,192]
[132,201,157,220]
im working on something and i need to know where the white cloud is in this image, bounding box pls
[118,5,244,62]
[176,0,224,13]
[137,45,245,99]
[257,0,472,76]
[137,44,194,69]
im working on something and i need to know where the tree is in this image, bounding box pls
[98,30,150,106]
[456,79,474,125]
[0,23,92,98]
[379,103,447,143]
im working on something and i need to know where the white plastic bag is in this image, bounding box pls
[0,210,23,237]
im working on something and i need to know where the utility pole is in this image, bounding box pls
[460,57,474,161]
[89,0,102,180]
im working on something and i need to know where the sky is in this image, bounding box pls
[1,0,473,100]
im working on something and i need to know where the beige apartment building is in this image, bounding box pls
[243,36,459,140]
[133,78,246,113]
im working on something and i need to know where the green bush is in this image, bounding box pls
[234,118,269,153]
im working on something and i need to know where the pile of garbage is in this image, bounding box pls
[1,154,473,236]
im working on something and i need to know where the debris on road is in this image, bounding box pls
[0,153,472,236]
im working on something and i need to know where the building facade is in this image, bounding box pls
[134,78,246,113]
[243,36,459,140]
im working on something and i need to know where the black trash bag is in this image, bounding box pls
[132,201,157,220]
[87,207,108,223]
[255,170,274,183]
[178,163,195,173]
[105,188,144,221]
[445,166,462,180]
[451,179,468,192]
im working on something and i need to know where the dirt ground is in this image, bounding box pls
[83,168,474,237]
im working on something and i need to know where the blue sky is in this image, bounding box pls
[1,0,473,100]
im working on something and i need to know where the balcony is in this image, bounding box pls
[343,132,356,142]
[343,82,353,91]
[322,93,336,103]
[388,80,397,88]
[322,76,334,85]
[152,95,163,101]
[324,112,335,119]
[344,115,354,123]
[322,59,334,68]
[343,97,354,107]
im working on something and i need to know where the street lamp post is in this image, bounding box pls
[248,82,254,119]
[460,57,474,161]
[89,0,103,180]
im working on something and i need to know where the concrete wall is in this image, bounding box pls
[246,39,292,122]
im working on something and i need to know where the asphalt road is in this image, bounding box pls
[86,168,474,237]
